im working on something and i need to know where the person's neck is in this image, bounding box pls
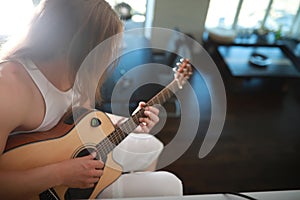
[33,58,74,92]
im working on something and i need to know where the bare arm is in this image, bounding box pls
[0,63,58,199]
[0,63,103,199]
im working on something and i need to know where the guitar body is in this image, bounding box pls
[0,58,192,200]
[0,110,122,200]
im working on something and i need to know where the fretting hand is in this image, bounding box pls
[133,102,160,133]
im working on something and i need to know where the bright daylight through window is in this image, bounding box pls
[205,0,300,40]
[0,0,34,36]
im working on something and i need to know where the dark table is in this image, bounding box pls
[217,44,300,78]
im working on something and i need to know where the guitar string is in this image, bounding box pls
[95,110,144,157]
[106,82,175,144]
[95,60,190,154]
[93,90,169,156]
[105,80,178,150]
[94,80,179,157]
[98,71,191,159]
[47,189,59,200]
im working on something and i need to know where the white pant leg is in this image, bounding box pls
[98,171,183,199]
[98,134,183,198]
[112,133,163,172]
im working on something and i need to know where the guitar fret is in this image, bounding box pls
[97,139,109,157]
[165,88,172,100]
[148,99,154,106]
[94,58,190,165]
[122,120,129,133]
[131,115,140,126]
[158,95,162,104]
[112,130,127,148]
[154,92,163,105]
[117,130,123,142]
[162,91,167,103]
[119,123,129,134]
[161,92,165,104]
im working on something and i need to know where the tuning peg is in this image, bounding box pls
[172,67,178,72]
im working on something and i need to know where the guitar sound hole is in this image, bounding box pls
[65,147,104,200]
[76,147,97,158]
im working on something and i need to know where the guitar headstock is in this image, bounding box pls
[173,58,193,89]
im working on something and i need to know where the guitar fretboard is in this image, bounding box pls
[95,79,181,158]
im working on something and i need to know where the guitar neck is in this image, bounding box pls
[96,79,181,156]
[121,79,180,134]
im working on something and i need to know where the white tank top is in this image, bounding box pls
[12,58,73,133]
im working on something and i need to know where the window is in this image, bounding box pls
[265,0,300,33]
[237,0,270,29]
[205,0,300,39]
[0,0,34,36]
[205,0,240,29]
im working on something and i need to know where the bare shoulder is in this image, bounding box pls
[0,62,33,147]
[0,60,33,114]
[0,61,29,79]
[0,61,33,101]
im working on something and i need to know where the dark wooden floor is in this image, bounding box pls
[155,67,300,195]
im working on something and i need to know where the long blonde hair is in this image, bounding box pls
[1,0,123,105]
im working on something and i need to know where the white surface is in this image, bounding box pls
[243,190,300,200]
[105,190,300,200]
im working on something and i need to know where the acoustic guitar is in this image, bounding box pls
[0,58,192,200]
